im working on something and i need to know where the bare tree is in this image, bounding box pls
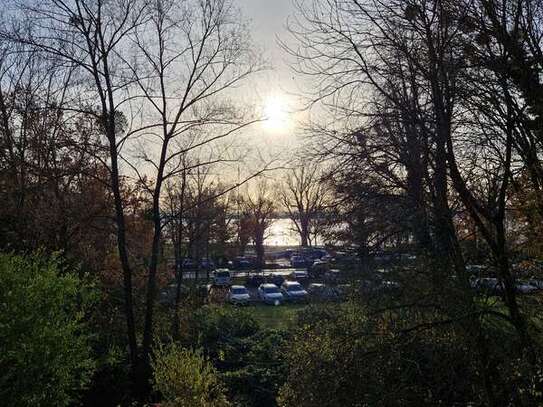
[240,181,276,269]
[119,0,263,363]
[285,0,541,402]
[279,164,331,247]
[2,0,265,392]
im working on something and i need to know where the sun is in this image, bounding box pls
[262,94,291,133]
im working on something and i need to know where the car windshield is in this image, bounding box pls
[217,271,230,278]
[287,284,303,291]
[232,287,247,295]
[264,286,280,294]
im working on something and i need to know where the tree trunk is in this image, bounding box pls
[255,231,265,270]
[300,219,309,247]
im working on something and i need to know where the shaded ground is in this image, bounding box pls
[225,303,308,330]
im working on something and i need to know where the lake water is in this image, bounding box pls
[265,218,299,246]
[264,218,324,247]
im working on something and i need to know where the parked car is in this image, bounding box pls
[213,269,232,286]
[200,258,215,270]
[310,259,330,277]
[307,283,339,301]
[378,280,401,292]
[335,284,353,299]
[515,280,540,294]
[471,277,503,295]
[290,255,308,268]
[258,283,284,305]
[466,264,488,276]
[281,281,309,302]
[289,269,309,282]
[528,279,543,290]
[246,274,266,287]
[359,279,382,294]
[233,256,253,269]
[334,251,359,265]
[181,257,197,270]
[323,269,341,283]
[228,285,251,305]
[300,248,328,261]
[269,273,285,287]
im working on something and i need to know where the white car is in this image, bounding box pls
[281,281,308,302]
[213,269,232,286]
[228,285,251,305]
[258,283,284,305]
[515,281,540,294]
[289,269,309,281]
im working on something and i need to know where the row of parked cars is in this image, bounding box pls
[470,277,543,296]
[175,256,258,271]
[227,281,343,305]
[209,268,311,287]
[221,281,308,306]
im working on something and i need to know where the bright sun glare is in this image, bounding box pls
[262,94,291,133]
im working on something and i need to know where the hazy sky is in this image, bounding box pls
[242,0,296,85]
[235,0,309,160]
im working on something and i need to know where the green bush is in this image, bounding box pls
[278,304,480,407]
[222,329,289,407]
[181,305,260,367]
[179,305,289,407]
[152,343,230,407]
[0,252,96,406]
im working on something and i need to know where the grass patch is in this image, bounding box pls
[228,303,307,330]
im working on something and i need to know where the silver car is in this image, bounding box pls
[258,283,284,305]
[281,281,308,302]
[228,285,251,305]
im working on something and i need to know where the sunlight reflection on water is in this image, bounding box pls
[264,218,326,247]
[265,218,299,246]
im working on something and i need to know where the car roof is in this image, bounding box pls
[231,285,246,289]
[283,281,301,286]
[260,283,278,288]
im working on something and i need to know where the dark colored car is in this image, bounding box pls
[307,283,340,301]
[471,278,503,295]
[246,274,266,288]
[200,258,215,270]
[233,256,253,269]
[289,269,309,282]
[299,248,328,261]
[323,269,341,283]
[180,257,197,270]
[290,255,309,268]
[269,274,285,287]
[310,259,330,278]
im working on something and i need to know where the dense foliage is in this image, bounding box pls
[0,253,95,406]
[152,343,230,407]
[178,306,290,407]
[279,303,543,406]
